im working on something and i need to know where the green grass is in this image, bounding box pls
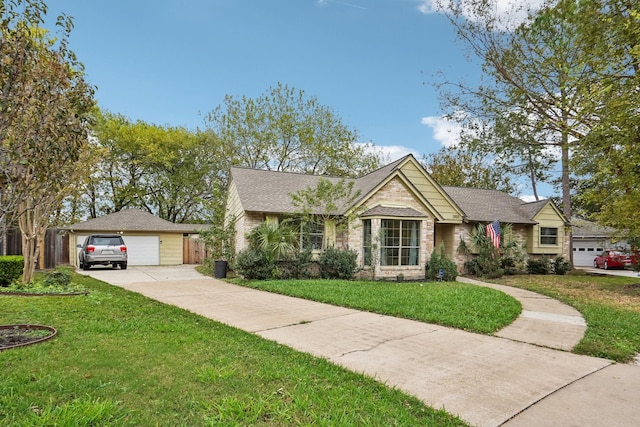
[492,271,640,362]
[0,273,467,426]
[229,278,522,334]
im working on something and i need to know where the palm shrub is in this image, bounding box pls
[459,223,504,278]
[425,242,458,281]
[234,220,300,280]
[318,247,358,280]
[458,223,527,278]
[247,220,298,262]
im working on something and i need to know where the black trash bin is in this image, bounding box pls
[214,260,227,279]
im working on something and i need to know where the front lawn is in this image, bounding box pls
[492,271,640,362]
[0,272,466,426]
[230,278,522,334]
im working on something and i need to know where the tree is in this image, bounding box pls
[205,82,382,177]
[0,0,95,282]
[290,177,363,241]
[420,142,519,193]
[570,0,640,240]
[434,0,598,222]
[84,110,222,223]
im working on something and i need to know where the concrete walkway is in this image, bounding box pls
[80,266,640,427]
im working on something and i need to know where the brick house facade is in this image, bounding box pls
[226,155,570,278]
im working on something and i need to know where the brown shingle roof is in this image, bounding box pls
[230,155,411,215]
[230,167,348,215]
[230,156,561,226]
[571,217,615,238]
[66,209,208,233]
[361,206,427,218]
[441,186,542,224]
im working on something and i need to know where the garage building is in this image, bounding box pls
[66,209,208,267]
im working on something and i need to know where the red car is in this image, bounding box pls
[593,250,638,270]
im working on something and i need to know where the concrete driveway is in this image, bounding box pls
[78,266,640,427]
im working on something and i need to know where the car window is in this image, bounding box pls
[91,237,122,246]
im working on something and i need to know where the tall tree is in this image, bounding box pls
[420,142,520,194]
[571,0,640,240]
[85,110,221,223]
[205,82,382,177]
[0,0,95,282]
[434,0,597,221]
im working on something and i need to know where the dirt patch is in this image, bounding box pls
[0,325,57,351]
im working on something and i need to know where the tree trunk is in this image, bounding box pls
[561,133,572,266]
[18,199,46,283]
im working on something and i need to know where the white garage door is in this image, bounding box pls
[76,234,160,266]
[573,243,603,267]
[120,236,160,265]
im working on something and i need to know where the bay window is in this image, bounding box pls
[380,219,420,266]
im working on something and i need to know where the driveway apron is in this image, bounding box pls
[80,267,640,427]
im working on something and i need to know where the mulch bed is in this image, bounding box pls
[0,325,57,351]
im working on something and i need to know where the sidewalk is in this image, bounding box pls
[81,267,640,427]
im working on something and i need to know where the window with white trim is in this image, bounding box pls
[540,227,558,245]
[380,219,420,266]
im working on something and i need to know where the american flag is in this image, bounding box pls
[486,220,501,249]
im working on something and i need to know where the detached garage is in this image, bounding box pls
[572,217,629,267]
[66,209,208,267]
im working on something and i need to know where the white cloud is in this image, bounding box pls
[417,0,548,29]
[420,115,463,148]
[358,143,417,163]
[520,194,547,203]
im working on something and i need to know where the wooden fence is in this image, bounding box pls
[3,228,69,269]
[183,237,208,264]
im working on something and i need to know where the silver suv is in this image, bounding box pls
[78,234,128,270]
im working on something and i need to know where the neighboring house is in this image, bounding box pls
[65,209,209,267]
[226,154,570,279]
[571,217,629,267]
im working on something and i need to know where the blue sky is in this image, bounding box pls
[43,0,551,199]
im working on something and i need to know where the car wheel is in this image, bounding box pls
[121,262,127,270]
[604,261,609,270]
[82,262,90,271]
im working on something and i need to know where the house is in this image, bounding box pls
[226,155,570,279]
[65,209,209,267]
[571,217,629,267]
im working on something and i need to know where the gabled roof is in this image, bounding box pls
[441,186,559,224]
[229,156,565,225]
[350,155,408,205]
[361,206,427,218]
[230,154,447,218]
[229,167,348,215]
[66,209,209,233]
[572,217,616,238]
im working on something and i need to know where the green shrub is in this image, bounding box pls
[233,248,274,280]
[425,243,458,281]
[0,255,23,286]
[42,267,73,288]
[553,257,572,275]
[463,255,504,279]
[277,249,313,280]
[318,247,358,280]
[527,257,552,275]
